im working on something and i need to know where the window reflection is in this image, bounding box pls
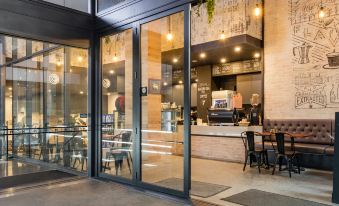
[0,35,89,173]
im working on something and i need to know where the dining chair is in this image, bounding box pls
[110,131,133,175]
[241,131,265,173]
[272,132,300,178]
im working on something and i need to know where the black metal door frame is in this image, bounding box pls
[95,4,191,198]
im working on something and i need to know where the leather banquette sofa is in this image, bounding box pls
[262,119,335,170]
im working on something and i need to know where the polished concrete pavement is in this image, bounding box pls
[102,155,335,205]
[110,156,334,205]
[0,159,50,178]
[0,178,191,206]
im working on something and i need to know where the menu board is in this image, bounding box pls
[171,68,199,82]
[212,59,262,76]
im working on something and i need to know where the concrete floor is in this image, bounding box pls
[0,159,50,178]
[1,156,336,206]
[102,155,335,205]
[0,178,190,206]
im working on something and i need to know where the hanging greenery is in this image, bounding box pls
[196,0,216,23]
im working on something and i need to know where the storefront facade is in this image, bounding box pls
[1,0,339,203]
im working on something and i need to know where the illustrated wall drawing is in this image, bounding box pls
[290,0,339,109]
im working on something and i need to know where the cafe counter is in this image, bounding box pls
[190,125,263,163]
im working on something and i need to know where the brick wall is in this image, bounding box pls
[191,135,245,163]
[264,0,339,120]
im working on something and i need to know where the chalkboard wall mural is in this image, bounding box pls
[290,0,339,109]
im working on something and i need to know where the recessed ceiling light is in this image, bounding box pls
[178,80,183,84]
[192,60,198,63]
[80,91,84,95]
[173,58,178,63]
[107,93,111,96]
[195,79,199,82]
[234,46,241,52]
[163,82,168,86]
[8,87,12,91]
[220,58,227,63]
[109,70,115,74]
[199,53,206,59]
[9,95,12,98]
[254,52,260,58]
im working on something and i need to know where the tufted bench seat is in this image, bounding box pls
[260,119,334,170]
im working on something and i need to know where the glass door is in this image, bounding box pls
[100,28,134,179]
[138,8,190,196]
[98,5,191,198]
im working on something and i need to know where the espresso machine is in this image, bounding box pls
[208,90,242,126]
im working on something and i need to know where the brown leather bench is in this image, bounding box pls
[260,119,334,170]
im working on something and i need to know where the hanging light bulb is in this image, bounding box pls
[219,30,226,40]
[77,56,83,62]
[56,61,61,66]
[166,15,173,41]
[319,6,325,18]
[166,32,173,41]
[112,53,118,62]
[254,4,261,17]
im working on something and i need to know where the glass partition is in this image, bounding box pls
[0,35,88,172]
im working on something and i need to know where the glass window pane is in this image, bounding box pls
[140,12,184,191]
[100,29,134,178]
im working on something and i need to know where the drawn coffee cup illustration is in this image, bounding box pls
[293,42,312,64]
[323,50,339,69]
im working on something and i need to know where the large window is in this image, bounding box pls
[0,35,88,173]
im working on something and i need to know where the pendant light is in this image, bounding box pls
[113,34,119,62]
[254,1,261,17]
[166,16,173,41]
[219,0,226,40]
[319,0,325,18]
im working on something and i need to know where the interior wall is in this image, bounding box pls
[265,0,339,120]
[237,73,262,105]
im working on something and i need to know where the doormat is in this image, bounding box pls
[156,178,230,198]
[221,189,330,206]
[0,170,77,190]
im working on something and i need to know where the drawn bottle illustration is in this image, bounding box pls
[330,84,339,103]
[293,42,312,64]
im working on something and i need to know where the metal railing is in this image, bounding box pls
[0,125,88,171]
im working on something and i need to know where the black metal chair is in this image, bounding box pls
[272,132,301,178]
[107,131,133,175]
[241,131,266,173]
